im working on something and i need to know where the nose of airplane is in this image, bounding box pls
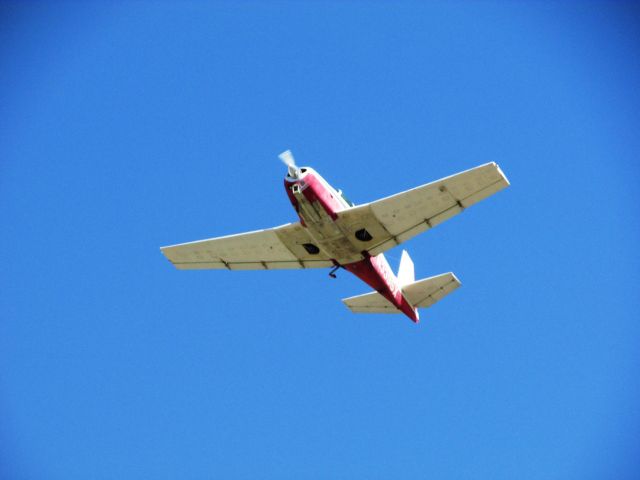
[279,150,299,178]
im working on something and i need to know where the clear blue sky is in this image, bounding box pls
[1,2,639,478]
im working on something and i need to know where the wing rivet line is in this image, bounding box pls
[438,184,465,211]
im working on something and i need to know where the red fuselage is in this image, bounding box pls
[284,169,419,322]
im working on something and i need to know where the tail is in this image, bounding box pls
[341,250,461,322]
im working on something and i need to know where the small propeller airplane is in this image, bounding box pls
[161,151,509,323]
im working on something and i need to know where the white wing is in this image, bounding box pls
[161,222,333,270]
[336,162,509,255]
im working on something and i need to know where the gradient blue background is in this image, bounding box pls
[1,1,639,478]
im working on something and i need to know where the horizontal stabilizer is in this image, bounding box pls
[341,272,461,315]
[342,290,400,314]
[402,272,461,308]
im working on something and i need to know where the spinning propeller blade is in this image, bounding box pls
[279,150,299,178]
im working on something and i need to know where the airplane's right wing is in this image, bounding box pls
[337,162,509,256]
[161,222,333,270]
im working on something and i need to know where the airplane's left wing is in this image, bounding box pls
[161,222,333,270]
[337,162,509,256]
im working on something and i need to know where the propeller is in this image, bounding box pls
[279,149,299,178]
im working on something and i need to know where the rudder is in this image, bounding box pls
[397,249,415,287]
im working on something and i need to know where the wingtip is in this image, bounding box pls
[449,272,462,286]
[495,163,510,187]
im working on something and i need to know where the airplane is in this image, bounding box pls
[160,151,510,323]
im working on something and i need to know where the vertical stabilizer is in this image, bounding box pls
[397,250,415,287]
